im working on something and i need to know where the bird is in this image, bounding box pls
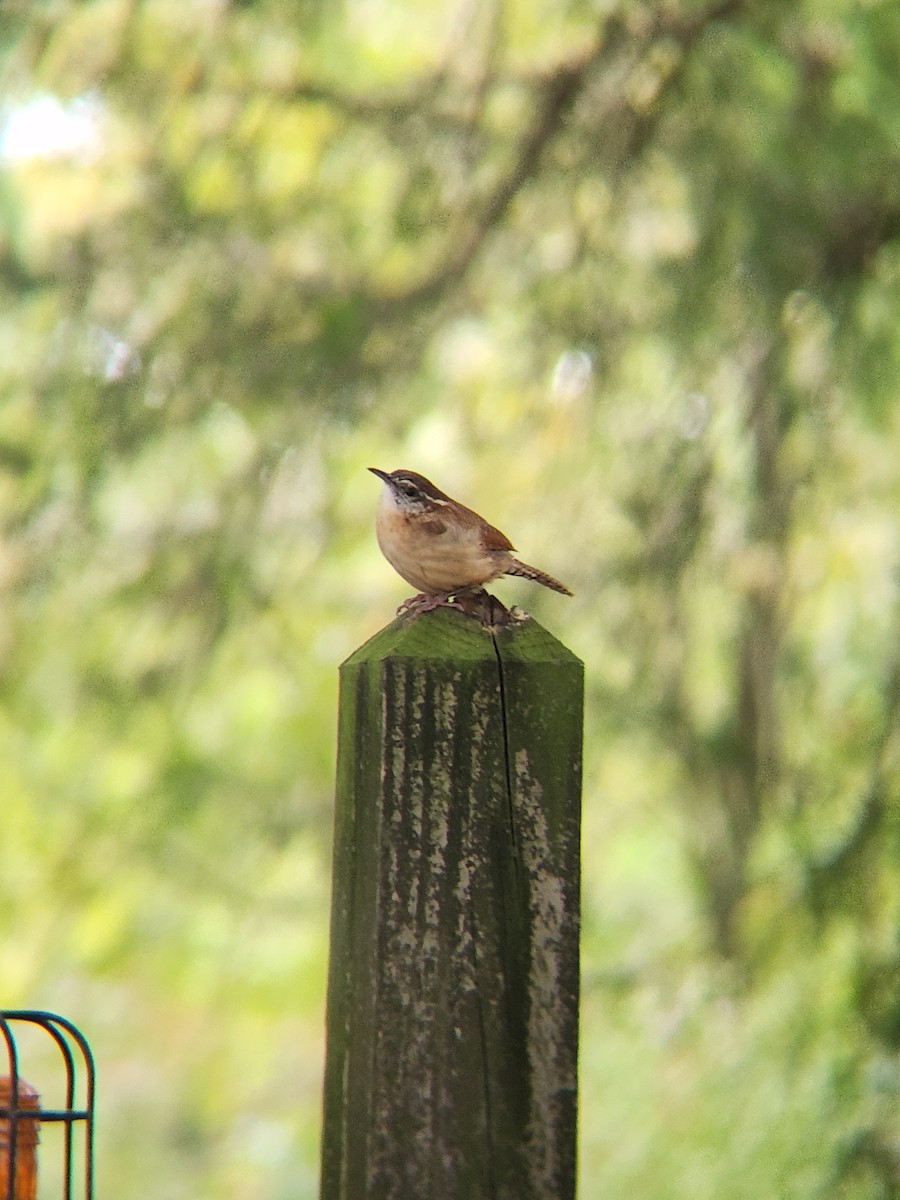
[368,467,572,615]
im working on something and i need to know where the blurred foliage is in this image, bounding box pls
[1,0,900,1196]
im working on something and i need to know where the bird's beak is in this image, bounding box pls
[368,467,392,484]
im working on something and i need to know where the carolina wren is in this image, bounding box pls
[368,467,572,611]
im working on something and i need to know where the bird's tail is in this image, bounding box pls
[504,558,573,596]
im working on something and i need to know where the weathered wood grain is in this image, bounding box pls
[320,607,583,1200]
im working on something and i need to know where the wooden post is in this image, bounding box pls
[320,607,583,1200]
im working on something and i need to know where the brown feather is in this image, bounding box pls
[390,470,514,548]
[503,558,573,596]
[478,518,515,553]
[388,470,453,504]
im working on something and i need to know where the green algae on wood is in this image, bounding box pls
[321,607,583,1200]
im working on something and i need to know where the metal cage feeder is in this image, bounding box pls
[0,1011,95,1200]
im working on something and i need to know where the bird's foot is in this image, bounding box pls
[396,588,527,628]
[396,592,464,618]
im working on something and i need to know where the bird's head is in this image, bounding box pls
[368,468,451,514]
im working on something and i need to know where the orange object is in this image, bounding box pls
[0,1078,39,1200]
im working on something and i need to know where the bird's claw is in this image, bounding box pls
[396,588,525,628]
[396,592,464,618]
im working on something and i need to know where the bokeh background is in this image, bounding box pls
[3,1,900,1196]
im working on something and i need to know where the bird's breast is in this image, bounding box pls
[375,494,500,592]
